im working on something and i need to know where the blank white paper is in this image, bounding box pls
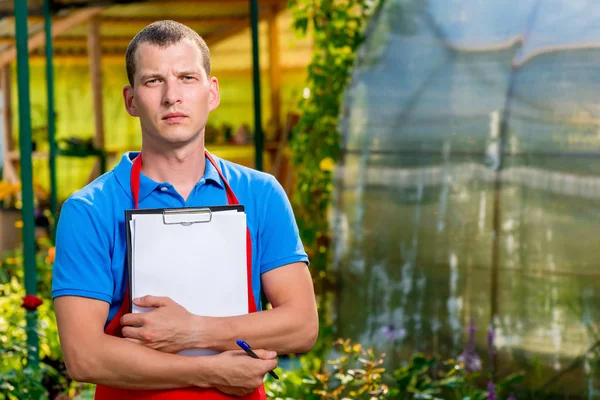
[129,211,249,356]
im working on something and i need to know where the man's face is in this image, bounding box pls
[123,39,219,147]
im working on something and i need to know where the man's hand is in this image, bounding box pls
[120,296,198,354]
[209,349,278,396]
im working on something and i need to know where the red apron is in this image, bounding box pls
[94,150,266,399]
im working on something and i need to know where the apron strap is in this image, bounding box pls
[204,150,239,205]
[109,149,257,338]
[131,153,142,209]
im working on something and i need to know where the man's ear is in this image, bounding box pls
[123,85,138,117]
[208,77,220,112]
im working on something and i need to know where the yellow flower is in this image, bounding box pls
[319,157,335,172]
[46,247,56,264]
[14,220,23,229]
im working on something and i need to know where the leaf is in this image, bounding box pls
[437,375,464,388]
[293,17,309,36]
[413,394,433,399]
[395,371,413,389]
[498,372,525,388]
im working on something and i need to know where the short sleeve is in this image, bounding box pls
[259,176,309,274]
[51,198,113,303]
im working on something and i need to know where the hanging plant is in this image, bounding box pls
[288,0,382,288]
[287,0,383,370]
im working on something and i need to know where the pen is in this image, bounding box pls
[236,340,279,380]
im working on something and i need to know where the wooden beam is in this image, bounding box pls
[1,34,313,53]
[88,15,104,182]
[142,0,281,6]
[88,16,104,150]
[0,0,283,19]
[268,7,281,134]
[29,46,310,63]
[267,6,286,180]
[7,151,48,160]
[1,65,12,155]
[101,15,248,26]
[0,7,104,69]
[203,7,275,48]
[1,64,18,184]
[0,36,133,47]
[204,21,251,48]
[17,14,250,27]
[26,52,308,74]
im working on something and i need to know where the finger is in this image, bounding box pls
[261,358,278,373]
[121,326,146,341]
[251,349,278,360]
[133,295,172,308]
[120,312,146,327]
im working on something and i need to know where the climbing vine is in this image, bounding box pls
[288,0,382,290]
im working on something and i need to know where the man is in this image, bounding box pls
[52,20,318,399]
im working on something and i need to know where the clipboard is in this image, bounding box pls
[125,205,248,356]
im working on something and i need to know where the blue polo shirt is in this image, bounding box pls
[52,151,308,325]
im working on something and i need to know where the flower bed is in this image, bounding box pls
[0,244,531,400]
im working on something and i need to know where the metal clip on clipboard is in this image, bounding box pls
[162,208,213,226]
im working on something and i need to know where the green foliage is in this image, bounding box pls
[390,352,525,400]
[264,355,322,400]
[287,0,382,280]
[287,0,383,376]
[0,245,94,400]
[393,353,447,398]
[0,365,48,400]
[0,281,58,400]
[265,338,525,400]
[311,338,389,399]
[0,247,529,400]
[0,247,62,364]
[265,337,390,400]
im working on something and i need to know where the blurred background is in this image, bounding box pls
[0,0,311,202]
[1,0,600,399]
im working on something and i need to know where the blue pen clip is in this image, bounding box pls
[236,340,279,380]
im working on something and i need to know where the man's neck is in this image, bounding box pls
[140,139,206,201]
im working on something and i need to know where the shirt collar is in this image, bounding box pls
[203,153,224,189]
[115,151,224,204]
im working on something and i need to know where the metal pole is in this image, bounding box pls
[250,0,263,171]
[44,0,58,240]
[15,0,39,368]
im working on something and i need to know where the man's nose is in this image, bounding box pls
[162,80,182,105]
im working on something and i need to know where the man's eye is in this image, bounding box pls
[146,79,160,84]
[183,76,195,81]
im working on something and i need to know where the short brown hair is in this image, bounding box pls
[125,20,211,86]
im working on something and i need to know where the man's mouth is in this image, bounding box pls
[163,112,187,122]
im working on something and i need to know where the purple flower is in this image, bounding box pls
[380,323,406,342]
[487,380,497,400]
[487,324,496,356]
[507,394,517,400]
[457,349,482,374]
[457,317,482,373]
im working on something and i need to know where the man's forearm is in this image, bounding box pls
[68,333,213,390]
[196,303,318,354]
